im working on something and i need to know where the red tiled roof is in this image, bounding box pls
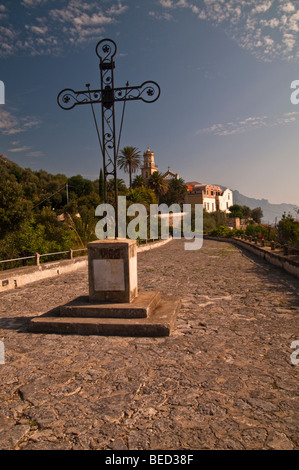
[186,181,202,186]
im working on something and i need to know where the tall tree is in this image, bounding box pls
[228,204,244,219]
[68,175,93,198]
[118,146,141,188]
[148,171,168,203]
[132,174,146,188]
[162,177,187,205]
[241,205,252,218]
[251,207,263,224]
[106,178,127,205]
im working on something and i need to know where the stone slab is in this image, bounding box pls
[59,291,161,319]
[28,295,180,337]
[1,238,299,450]
[93,259,125,291]
[88,238,138,303]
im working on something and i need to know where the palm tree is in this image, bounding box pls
[106,178,127,195]
[132,174,146,188]
[148,171,168,203]
[163,177,188,205]
[118,146,141,188]
[127,187,157,205]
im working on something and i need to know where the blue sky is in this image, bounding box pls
[0,0,298,205]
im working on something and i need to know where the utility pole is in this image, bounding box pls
[66,183,69,205]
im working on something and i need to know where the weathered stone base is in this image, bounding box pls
[60,291,161,319]
[28,292,180,337]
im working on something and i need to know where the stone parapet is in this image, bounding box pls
[0,237,173,293]
[204,236,299,278]
[0,256,88,293]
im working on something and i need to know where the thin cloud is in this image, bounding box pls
[0,4,8,21]
[8,145,44,158]
[157,0,299,62]
[196,111,299,136]
[21,0,49,6]
[0,1,128,57]
[25,150,44,158]
[0,109,41,135]
[8,146,31,152]
[280,1,296,13]
[148,10,174,21]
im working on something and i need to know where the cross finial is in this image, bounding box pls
[57,39,160,239]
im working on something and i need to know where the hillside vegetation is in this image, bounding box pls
[0,156,298,270]
[0,157,102,266]
[0,156,179,267]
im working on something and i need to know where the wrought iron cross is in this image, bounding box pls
[57,38,161,238]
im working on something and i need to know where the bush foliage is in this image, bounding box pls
[1,157,297,269]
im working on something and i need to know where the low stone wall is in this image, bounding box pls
[0,256,88,293]
[0,237,173,293]
[204,236,299,279]
[137,236,173,252]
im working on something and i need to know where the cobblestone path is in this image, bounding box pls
[0,239,298,450]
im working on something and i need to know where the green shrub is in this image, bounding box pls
[209,225,233,237]
[233,229,245,237]
[278,213,299,248]
[246,224,268,238]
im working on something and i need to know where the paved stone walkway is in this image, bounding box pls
[0,239,298,450]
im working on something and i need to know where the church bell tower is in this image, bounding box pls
[141,148,158,181]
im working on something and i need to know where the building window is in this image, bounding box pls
[207,203,209,211]
[228,193,230,200]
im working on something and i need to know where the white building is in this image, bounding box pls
[218,188,233,212]
[163,167,179,181]
[185,182,233,213]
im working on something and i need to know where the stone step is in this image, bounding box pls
[59,291,161,319]
[28,295,180,337]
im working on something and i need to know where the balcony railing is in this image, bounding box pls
[0,248,88,270]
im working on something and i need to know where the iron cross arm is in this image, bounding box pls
[57,81,161,111]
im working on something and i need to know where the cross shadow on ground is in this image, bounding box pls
[0,307,60,333]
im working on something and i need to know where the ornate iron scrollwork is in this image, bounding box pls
[57,38,160,237]
[57,88,102,110]
[57,81,160,110]
[96,38,117,62]
[117,81,161,103]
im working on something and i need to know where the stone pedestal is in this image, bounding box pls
[88,239,137,304]
[28,238,180,337]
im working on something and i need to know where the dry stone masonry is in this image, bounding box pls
[0,239,298,450]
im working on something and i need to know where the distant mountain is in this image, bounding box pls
[218,185,298,224]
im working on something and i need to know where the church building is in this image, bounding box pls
[139,148,232,214]
[140,148,158,181]
[140,148,179,182]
